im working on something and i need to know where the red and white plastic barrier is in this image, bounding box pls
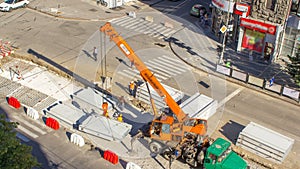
[103,150,119,164]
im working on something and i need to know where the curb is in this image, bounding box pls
[168,38,300,107]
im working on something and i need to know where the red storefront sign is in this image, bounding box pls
[234,3,250,17]
[240,18,276,35]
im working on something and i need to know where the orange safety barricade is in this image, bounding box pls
[46,117,60,130]
[7,97,21,109]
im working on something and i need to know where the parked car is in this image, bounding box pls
[190,4,207,17]
[0,0,29,12]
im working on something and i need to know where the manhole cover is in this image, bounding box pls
[89,8,98,12]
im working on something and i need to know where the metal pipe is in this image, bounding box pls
[218,0,232,64]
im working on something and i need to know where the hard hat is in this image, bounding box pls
[120,114,122,116]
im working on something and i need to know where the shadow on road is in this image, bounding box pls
[219,120,245,144]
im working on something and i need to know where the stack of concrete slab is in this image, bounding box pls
[135,83,184,110]
[236,122,295,163]
[180,92,218,120]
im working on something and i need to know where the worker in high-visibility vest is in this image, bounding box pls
[103,111,109,118]
[117,114,123,122]
[102,102,109,118]
[129,81,135,97]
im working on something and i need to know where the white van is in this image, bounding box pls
[0,0,29,12]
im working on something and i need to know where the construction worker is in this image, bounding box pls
[117,114,123,122]
[129,81,135,97]
[102,102,109,118]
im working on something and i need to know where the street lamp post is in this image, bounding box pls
[218,0,232,64]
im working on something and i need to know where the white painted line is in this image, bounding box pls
[157,57,188,70]
[130,67,165,81]
[148,60,179,75]
[161,55,184,64]
[159,28,173,36]
[111,17,132,25]
[135,23,149,32]
[16,133,30,142]
[120,18,137,27]
[13,116,46,135]
[218,87,244,109]
[143,25,156,34]
[141,64,169,80]
[17,125,39,139]
[150,26,167,37]
[163,30,176,37]
[131,19,148,29]
[145,62,173,77]
[156,57,188,72]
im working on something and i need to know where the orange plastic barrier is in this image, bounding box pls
[7,97,21,109]
[103,150,118,164]
[45,117,60,130]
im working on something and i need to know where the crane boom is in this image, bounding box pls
[100,22,187,122]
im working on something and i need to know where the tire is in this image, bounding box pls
[23,3,28,8]
[163,149,171,160]
[186,158,198,168]
[8,7,12,12]
[196,150,205,165]
[103,2,108,7]
[149,141,162,154]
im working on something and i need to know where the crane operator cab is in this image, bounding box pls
[150,113,207,142]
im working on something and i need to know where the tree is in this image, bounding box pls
[0,114,40,169]
[287,53,300,86]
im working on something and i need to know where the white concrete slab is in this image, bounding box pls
[45,102,86,126]
[78,114,132,142]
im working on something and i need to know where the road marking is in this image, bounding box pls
[157,57,188,72]
[217,87,244,109]
[147,60,179,75]
[13,116,47,135]
[17,125,39,139]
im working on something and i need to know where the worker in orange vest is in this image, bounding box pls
[102,102,109,118]
[129,81,136,97]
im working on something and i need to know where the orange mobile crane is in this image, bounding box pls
[100,22,209,167]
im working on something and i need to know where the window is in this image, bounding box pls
[266,0,276,10]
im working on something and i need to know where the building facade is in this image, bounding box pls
[211,0,292,62]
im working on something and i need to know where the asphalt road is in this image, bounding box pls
[1,2,300,169]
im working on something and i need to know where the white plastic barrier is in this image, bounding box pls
[26,107,39,120]
[70,133,85,147]
[126,162,141,169]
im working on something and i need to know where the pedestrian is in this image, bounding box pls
[204,13,209,26]
[130,60,134,69]
[225,61,231,68]
[118,96,125,110]
[93,46,98,61]
[117,114,123,122]
[129,81,135,96]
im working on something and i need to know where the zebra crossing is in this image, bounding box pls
[117,55,190,81]
[109,16,177,39]
[12,115,51,142]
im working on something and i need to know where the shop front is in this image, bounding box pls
[237,18,280,62]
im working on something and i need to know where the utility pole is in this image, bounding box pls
[218,0,232,64]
